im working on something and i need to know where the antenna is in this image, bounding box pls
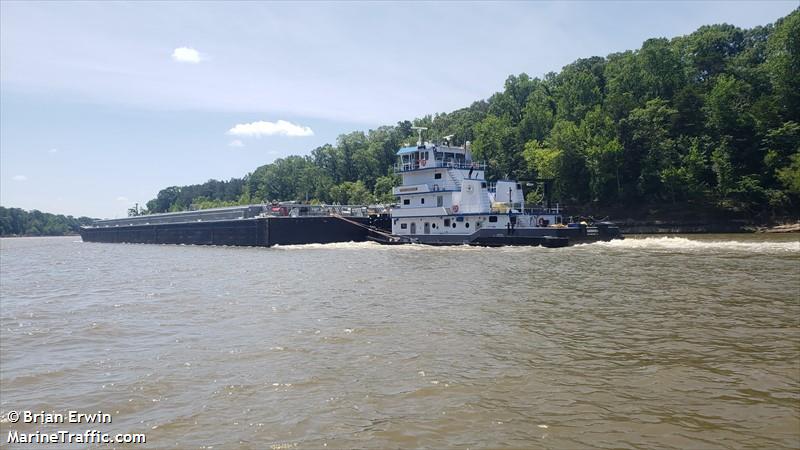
[411,126,428,147]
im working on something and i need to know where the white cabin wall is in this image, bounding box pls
[458,180,490,214]
[494,181,524,204]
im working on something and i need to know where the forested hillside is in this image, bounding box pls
[0,207,94,236]
[145,10,799,219]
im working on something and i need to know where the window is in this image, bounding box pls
[403,199,410,205]
[452,222,456,228]
[489,216,498,223]
[420,198,425,204]
[481,182,487,188]
[434,173,442,179]
[400,223,407,229]
[437,196,443,207]
[444,218,451,227]
[465,222,470,228]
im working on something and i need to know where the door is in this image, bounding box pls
[410,222,416,235]
[424,222,430,234]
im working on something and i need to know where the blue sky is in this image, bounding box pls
[1,1,796,219]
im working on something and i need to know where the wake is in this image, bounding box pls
[590,236,800,253]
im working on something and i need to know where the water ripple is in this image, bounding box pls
[1,235,798,448]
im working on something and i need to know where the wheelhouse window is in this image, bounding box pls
[403,199,410,205]
[489,216,498,223]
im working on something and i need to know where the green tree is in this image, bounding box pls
[373,174,400,203]
[766,10,800,122]
[472,114,519,179]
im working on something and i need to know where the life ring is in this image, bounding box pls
[452,205,459,213]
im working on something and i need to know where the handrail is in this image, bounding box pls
[394,160,486,172]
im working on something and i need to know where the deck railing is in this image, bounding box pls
[394,160,486,172]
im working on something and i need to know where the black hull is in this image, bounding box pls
[382,223,623,247]
[80,216,391,247]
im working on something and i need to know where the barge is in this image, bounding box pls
[79,204,391,247]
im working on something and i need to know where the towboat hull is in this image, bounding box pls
[372,223,622,247]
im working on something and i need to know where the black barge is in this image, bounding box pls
[80,204,392,247]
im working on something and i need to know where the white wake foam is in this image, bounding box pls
[270,236,799,254]
[590,236,800,253]
[272,241,384,251]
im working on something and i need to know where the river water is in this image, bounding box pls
[1,235,798,449]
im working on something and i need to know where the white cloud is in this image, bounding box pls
[12,175,27,181]
[116,196,129,202]
[48,148,58,153]
[171,47,202,64]
[227,120,314,137]
[228,139,244,147]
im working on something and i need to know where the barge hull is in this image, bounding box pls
[80,216,386,247]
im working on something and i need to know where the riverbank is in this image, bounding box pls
[615,219,800,234]
[757,222,800,233]
[574,202,799,234]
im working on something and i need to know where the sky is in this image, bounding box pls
[1,1,797,219]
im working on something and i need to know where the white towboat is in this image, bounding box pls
[384,130,622,247]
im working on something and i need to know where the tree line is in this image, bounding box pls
[0,207,94,236]
[143,10,799,218]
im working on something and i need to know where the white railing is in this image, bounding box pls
[393,182,461,195]
[394,160,486,172]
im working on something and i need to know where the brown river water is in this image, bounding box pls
[1,235,799,449]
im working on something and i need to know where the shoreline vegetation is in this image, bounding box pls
[0,207,94,237]
[3,11,799,237]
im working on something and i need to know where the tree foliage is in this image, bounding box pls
[0,207,94,236]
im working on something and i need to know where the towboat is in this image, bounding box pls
[382,130,622,247]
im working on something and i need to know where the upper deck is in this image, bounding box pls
[394,144,486,173]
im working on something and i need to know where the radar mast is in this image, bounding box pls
[411,126,428,147]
